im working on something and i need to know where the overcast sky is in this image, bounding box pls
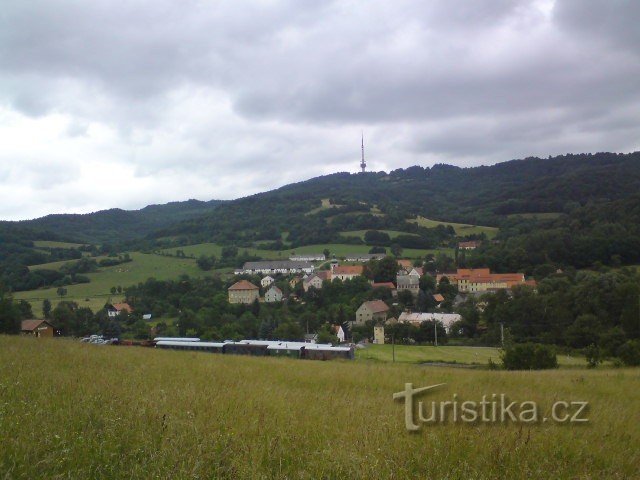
[1,0,639,220]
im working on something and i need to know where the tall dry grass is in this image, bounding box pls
[1,336,638,479]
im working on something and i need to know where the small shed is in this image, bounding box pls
[21,319,56,338]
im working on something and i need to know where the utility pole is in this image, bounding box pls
[500,323,504,348]
[392,333,395,363]
[434,322,438,347]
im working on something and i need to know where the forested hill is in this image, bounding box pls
[3,199,223,244]
[153,152,640,246]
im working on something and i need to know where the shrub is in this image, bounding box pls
[501,343,558,370]
[616,340,640,366]
[584,344,602,368]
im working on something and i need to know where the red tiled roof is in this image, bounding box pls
[433,294,445,302]
[372,282,396,289]
[361,300,390,314]
[398,259,413,268]
[458,241,481,248]
[229,280,259,291]
[333,265,364,275]
[112,303,133,312]
[316,270,331,281]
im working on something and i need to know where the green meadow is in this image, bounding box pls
[160,242,445,260]
[357,344,588,367]
[1,336,638,479]
[409,216,499,239]
[33,240,87,249]
[14,253,204,316]
[339,229,418,240]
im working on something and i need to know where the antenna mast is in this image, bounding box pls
[360,132,366,173]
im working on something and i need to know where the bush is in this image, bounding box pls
[501,343,558,370]
[584,344,602,368]
[616,340,640,366]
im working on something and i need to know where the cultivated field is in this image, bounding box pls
[0,336,638,479]
[409,216,499,239]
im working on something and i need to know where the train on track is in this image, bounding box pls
[153,338,354,361]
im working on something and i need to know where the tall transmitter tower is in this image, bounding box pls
[360,132,366,173]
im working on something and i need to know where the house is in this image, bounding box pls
[433,293,445,306]
[106,303,133,318]
[397,312,462,332]
[344,253,386,262]
[436,268,528,293]
[304,333,318,344]
[373,324,385,344]
[371,281,397,298]
[261,276,275,288]
[303,274,324,291]
[355,300,390,325]
[396,270,419,297]
[21,319,56,337]
[289,253,326,262]
[458,240,481,250]
[331,325,346,343]
[331,265,364,282]
[236,261,314,275]
[265,285,283,303]
[228,280,260,304]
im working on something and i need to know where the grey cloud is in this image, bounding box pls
[0,0,639,219]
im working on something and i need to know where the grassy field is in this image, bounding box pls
[1,336,638,479]
[161,242,447,260]
[33,240,87,249]
[339,229,418,240]
[357,345,587,367]
[410,216,499,239]
[14,253,204,316]
[506,212,564,220]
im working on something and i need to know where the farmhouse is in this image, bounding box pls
[261,276,275,288]
[289,253,326,262]
[355,300,390,325]
[238,261,314,275]
[396,270,419,296]
[265,285,283,303]
[106,303,133,318]
[331,265,364,282]
[21,319,56,337]
[458,240,481,250]
[398,312,461,332]
[228,280,260,304]
[344,253,385,262]
[437,268,529,293]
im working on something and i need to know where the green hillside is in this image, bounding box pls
[14,252,205,316]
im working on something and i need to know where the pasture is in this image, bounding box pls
[409,216,499,239]
[339,229,418,240]
[14,253,204,316]
[32,240,87,249]
[160,242,446,260]
[357,344,587,367]
[0,336,638,479]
